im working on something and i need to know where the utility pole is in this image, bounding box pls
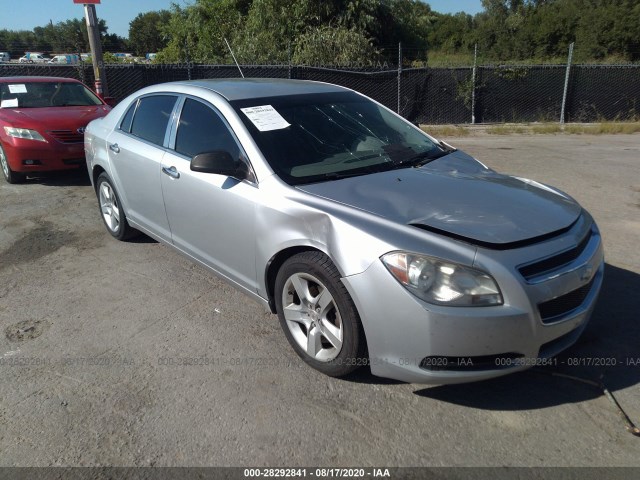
[75,0,108,96]
[397,42,402,115]
[560,42,574,124]
[471,43,478,124]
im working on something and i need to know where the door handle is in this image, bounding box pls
[162,166,180,179]
[109,143,120,154]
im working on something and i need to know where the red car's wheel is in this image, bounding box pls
[0,143,26,184]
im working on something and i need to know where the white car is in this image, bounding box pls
[19,53,48,63]
[48,54,79,65]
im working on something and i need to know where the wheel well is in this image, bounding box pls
[92,165,106,191]
[265,246,324,313]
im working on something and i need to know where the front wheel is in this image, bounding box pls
[0,144,26,184]
[96,173,138,240]
[275,251,367,377]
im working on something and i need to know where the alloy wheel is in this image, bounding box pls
[281,272,344,362]
[99,181,121,233]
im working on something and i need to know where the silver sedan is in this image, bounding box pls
[84,79,604,384]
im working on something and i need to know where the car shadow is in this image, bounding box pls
[412,263,640,410]
[343,368,405,385]
[127,233,158,244]
[25,168,91,187]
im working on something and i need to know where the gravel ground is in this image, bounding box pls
[0,134,639,467]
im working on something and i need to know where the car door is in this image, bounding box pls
[160,97,258,291]
[107,94,178,241]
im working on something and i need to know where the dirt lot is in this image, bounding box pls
[0,134,639,467]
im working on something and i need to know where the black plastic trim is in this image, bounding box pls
[519,228,592,280]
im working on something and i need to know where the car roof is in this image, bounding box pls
[0,76,82,84]
[171,78,349,101]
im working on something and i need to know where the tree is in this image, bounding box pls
[0,17,125,58]
[128,10,172,56]
[235,0,332,63]
[150,0,640,65]
[157,0,246,63]
[293,25,378,65]
[428,13,474,54]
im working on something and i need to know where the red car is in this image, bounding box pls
[0,76,111,183]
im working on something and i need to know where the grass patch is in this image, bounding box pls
[421,122,640,137]
[491,122,640,135]
[422,51,474,67]
[487,125,527,135]
[421,125,470,137]
[531,123,562,134]
[564,122,640,134]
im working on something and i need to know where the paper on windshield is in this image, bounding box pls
[1,98,18,108]
[8,84,27,94]
[240,105,290,132]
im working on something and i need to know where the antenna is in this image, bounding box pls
[224,38,245,78]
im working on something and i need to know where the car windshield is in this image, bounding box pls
[231,92,450,185]
[0,81,102,108]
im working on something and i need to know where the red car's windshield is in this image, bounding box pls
[0,81,103,108]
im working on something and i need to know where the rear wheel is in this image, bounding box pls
[0,144,26,184]
[96,173,138,240]
[275,251,367,377]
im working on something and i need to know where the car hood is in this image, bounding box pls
[296,151,582,247]
[0,105,110,130]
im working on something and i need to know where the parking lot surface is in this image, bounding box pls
[0,134,639,467]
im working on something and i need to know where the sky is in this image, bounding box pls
[1,0,485,39]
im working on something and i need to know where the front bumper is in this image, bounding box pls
[2,137,86,173]
[342,217,605,384]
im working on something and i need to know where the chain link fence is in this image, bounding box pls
[1,46,639,124]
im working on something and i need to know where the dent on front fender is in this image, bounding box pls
[255,199,384,301]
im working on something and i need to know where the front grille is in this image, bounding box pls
[538,275,596,323]
[419,353,525,372]
[519,229,592,281]
[48,130,83,144]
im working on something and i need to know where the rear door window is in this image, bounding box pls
[130,95,177,147]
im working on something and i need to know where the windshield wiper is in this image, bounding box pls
[303,165,382,184]
[320,170,371,181]
[392,148,454,168]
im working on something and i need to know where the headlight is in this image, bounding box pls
[381,252,503,306]
[3,127,47,142]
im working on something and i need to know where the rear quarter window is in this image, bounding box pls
[120,101,137,133]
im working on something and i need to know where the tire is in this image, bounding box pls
[0,144,26,184]
[275,251,367,377]
[95,173,138,240]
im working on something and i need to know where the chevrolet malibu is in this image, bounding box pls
[0,76,111,183]
[84,79,604,384]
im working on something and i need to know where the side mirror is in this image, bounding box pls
[190,151,249,180]
[103,96,117,107]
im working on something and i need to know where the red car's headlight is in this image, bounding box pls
[3,127,47,142]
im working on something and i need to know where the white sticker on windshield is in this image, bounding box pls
[1,98,18,108]
[8,84,27,94]
[240,105,290,132]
